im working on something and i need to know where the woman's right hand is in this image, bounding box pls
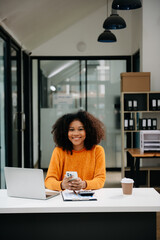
[61,176,87,191]
[61,175,73,190]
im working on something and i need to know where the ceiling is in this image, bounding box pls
[0,0,107,51]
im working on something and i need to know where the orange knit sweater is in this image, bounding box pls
[45,145,106,191]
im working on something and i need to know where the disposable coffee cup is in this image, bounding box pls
[121,178,134,195]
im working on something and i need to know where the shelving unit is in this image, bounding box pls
[121,91,160,188]
[125,166,160,188]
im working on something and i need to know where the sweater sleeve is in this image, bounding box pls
[45,147,63,191]
[85,146,106,190]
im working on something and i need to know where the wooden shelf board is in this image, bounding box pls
[127,148,160,157]
[125,167,160,171]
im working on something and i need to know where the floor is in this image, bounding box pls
[105,171,160,240]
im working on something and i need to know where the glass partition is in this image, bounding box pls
[39,59,127,169]
[0,34,22,188]
[40,60,86,168]
[11,47,19,167]
[87,60,126,168]
[0,38,6,188]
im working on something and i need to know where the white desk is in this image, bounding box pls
[0,188,160,240]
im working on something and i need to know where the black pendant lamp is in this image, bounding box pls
[112,0,142,10]
[103,10,126,29]
[97,30,117,42]
[97,0,117,43]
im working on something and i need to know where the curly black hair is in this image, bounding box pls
[51,110,105,153]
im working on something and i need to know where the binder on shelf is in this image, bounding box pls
[139,118,157,130]
[124,119,128,130]
[151,99,157,111]
[157,99,160,110]
[142,118,147,130]
[129,118,134,130]
[139,118,142,130]
[147,118,152,130]
[127,100,132,111]
[152,119,157,130]
[133,100,138,111]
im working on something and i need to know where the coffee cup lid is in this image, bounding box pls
[121,177,134,183]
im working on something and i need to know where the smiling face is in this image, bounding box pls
[68,120,86,151]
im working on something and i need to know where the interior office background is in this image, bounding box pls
[0,0,160,188]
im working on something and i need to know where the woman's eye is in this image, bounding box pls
[69,128,84,131]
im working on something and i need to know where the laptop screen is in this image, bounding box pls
[4,167,59,200]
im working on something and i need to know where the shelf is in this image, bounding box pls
[124,110,160,113]
[124,130,137,132]
[125,167,160,187]
[123,93,147,111]
[144,140,160,142]
[124,130,160,132]
[121,91,160,188]
[143,149,160,151]
[124,111,148,113]
[125,166,160,171]
[127,148,160,158]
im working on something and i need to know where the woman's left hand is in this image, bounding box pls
[68,177,86,190]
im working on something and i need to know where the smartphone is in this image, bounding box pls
[66,171,78,181]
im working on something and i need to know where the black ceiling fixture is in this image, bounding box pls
[97,30,117,43]
[103,10,126,30]
[112,0,142,10]
[97,0,117,43]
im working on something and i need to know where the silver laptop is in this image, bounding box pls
[4,167,60,200]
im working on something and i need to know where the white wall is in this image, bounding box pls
[32,5,133,56]
[131,8,142,54]
[142,0,160,91]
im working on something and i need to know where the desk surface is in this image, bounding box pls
[128,148,160,157]
[0,188,160,214]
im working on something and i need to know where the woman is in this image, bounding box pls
[45,110,106,191]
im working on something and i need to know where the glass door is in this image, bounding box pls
[10,45,22,167]
[5,44,22,169]
[0,37,6,188]
[87,60,126,168]
[0,31,23,188]
[0,27,33,188]
[39,60,86,169]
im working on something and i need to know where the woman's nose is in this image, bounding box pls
[73,130,79,135]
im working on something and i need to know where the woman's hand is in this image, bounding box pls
[67,177,87,191]
[61,176,87,190]
[61,176,72,190]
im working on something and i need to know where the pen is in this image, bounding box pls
[73,190,78,195]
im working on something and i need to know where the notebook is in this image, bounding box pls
[4,167,60,200]
[62,190,97,201]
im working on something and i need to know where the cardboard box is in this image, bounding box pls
[121,72,150,92]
